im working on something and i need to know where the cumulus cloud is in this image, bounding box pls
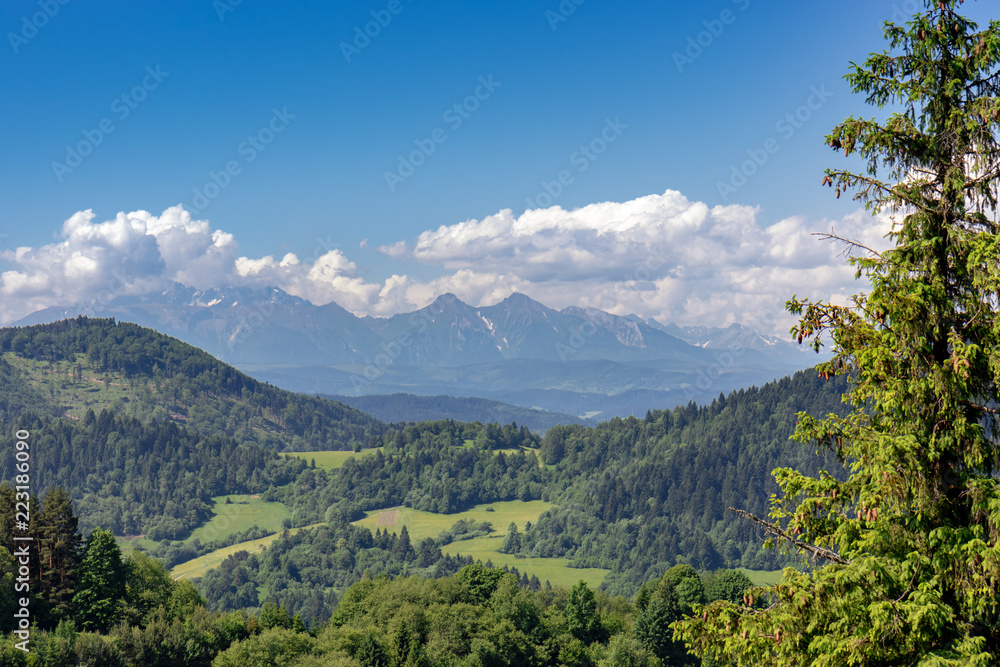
[0,191,894,335]
[378,190,893,333]
[0,206,382,322]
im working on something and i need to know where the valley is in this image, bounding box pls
[0,316,836,663]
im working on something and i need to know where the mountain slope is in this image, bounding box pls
[11,286,821,419]
[0,317,384,449]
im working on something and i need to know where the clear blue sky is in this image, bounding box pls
[1,1,995,327]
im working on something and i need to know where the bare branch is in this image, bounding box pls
[812,232,882,259]
[728,507,850,565]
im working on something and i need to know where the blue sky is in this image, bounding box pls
[1,0,994,329]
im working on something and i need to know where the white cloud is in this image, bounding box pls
[0,192,893,336]
[378,190,893,333]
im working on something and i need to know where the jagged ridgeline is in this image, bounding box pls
[0,317,385,538]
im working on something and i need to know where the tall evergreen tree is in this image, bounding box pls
[500,521,521,554]
[393,525,412,560]
[36,486,82,620]
[566,580,604,645]
[677,1,1000,663]
[73,527,127,632]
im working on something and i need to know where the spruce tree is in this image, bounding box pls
[500,522,521,554]
[566,580,604,645]
[37,486,82,620]
[73,527,127,632]
[676,1,1000,663]
[393,524,412,560]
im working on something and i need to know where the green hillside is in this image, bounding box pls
[1,316,844,657]
[0,316,384,451]
[0,318,389,540]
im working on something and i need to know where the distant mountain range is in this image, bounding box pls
[11,284,823,420]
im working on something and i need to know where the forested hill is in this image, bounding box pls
[0,317,388,539]
[322,392,595,432]
[0,316,849,599]
[0,317,384,450]
[524,369,849,593]
[272,369,850,596]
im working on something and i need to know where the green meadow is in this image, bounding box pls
[353,500,553,543]
[441,535,609,589]
[353,500,611,588]
[116,493,291,554]
[170,523,325,580]
[186,494,291,544]
[283,448,383,471]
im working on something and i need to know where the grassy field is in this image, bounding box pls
[353,500,553,543]
[186,494,292,544]
[440,535,609,589]
[283,448,383,471]
[170,523,325,580]
[115,494,291,554]
[354,500,610,588]
[742,568,786,587]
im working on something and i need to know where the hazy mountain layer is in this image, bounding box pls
[13,285,822,419]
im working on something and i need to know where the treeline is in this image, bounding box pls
[0,410,305,540]
[278,420,544,521]
[5,556,753,666]
[208,562,752,666]
[0,485,206,635]
[0,317,385,451]
[323,392,592,432]
[523,370,848,591]
[198,522,480,626]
